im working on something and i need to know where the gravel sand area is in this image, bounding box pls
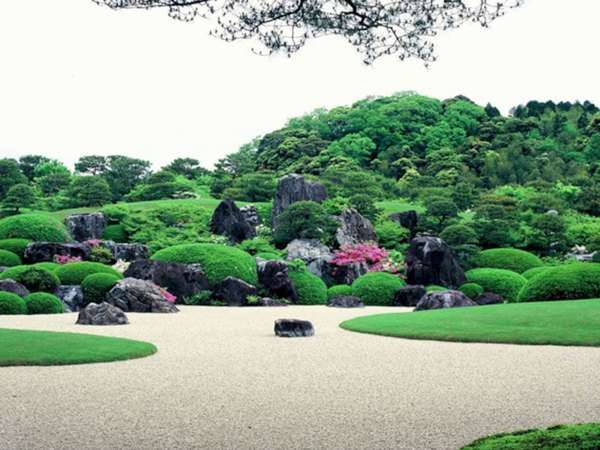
[2,306,600,450]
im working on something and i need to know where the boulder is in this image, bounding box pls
[405,235,466,289]
[321,261,367,286]
[65,213,107,242]
[215,276,257,306]
[54,285,84,312]
[101,242,149,262]
[0,279,30,298]
[394,285,427,307]
[285,239,333,278]
[272,174,328,227]
[327,295,364,308]
[388,210,419,238]
[76,302,129,325]
[335,208,377,246]
[240,205,261,228]
[258,297,288,307]
[415,290,477,311]
[23,242,91,264]
[210,199,256,244]
[106,278,179,313]
[124,260,209,302]
[257,259,298,302]
[474,292,504,306]
[274,319,315,337]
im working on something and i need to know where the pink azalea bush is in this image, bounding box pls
[153,283,177,304]
[330,243,401,273]
[54,254,82,265]
[84,239,102,248]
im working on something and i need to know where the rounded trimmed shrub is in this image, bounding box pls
[81,273,121,306]
[33,262,61,272]
[0,266,60,293]
[0,214,71,242]
[459,283,484,299]
[255,252,281,261]
[327,284,353,300]
[517,263,600,303]
[465,268,526,303]
[522,266,551,280]
[0,249,21,267]
[151,244,257,286]
[24,293,64,315]
[101,224,128,242]
[0,292,27,314]
[475,248,543,274]
[0,239,31,258]
[351,272,405,306]
[288,269,327,305]
[55,262,123,285]
[426,285,447,292]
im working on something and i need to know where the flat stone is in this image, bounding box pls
[327,295,364,308]
[274,319,315,337]
[415,290,477,311]
[76,302,129,325]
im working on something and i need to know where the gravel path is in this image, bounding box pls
[2,305,600,450]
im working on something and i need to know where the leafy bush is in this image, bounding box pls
[272,201,337,247]
[459,283,484,299]
[101,224,128,242]
[330,243,401,273]
[351,272,405,306]
[327,284,353,300]
[0,239,31,258]
[475,248,543,273]
[238,238,279,256]
[375,220,409,250]
[55,262,123,285]
[89,246,115,265]
[0,266,60,293]
[24,293,64,314]
[522,266,551,280]
[81,273,121,306]
[440,224,479,246]
[465,268,527,303]
[0,249,21,267]
[151,243,257,286]
[517,263,600,303]
[0,214,71,242]
[288,269,327,305]
[183,290,213,305]
[0,292,27,314]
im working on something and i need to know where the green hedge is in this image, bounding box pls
[458,283,484,300]
[0,249,21,267]
[151,243,257,286]
[55,262,123,285]
[32,262,61,272]
[522,266,551,279]
[517,263,600,303]
[0,266,60,293]
[0,292,27,314]
[327,284,353,300]
[351,272,405,306]
[288,269,327,305]
[0,239,31,259]
[24,293,64,315]
[465,268,526,303]
[101,224,128,242]
[81,273,121,306]
[475,248,543,274]
[0,214,71,242]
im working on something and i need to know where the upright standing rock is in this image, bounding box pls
[335,208,377,246]
[388,210,419,238]
[240,205,261,228]
[405,235,466,288]
[210,199,256,244]
[65,213,107,242]
[257,259,298,302]
[285,239,333,278]
[272,174,328,227]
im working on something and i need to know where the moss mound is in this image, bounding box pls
[0,266,60,293]
[466,268,526,303]
[151,243,257,286]
[0,214,71,242]
[81,273,121,306]
[459,283,484,300]
[255,252,281,261]
[101,224,128,242]
[0,292,27,314]
[327,284,353,300]
[288,269,327,305]
[0,239,31,259]
[517,262,600,303]
[55,262,123,285]
[24,293,64,315]
[0,249,21,267]
[351,272,405,306]
[32,262,61,272]
[475,248,543,274]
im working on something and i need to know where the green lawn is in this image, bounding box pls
[0,328,157,366]
[376,199,424,215]
[340,299,600,346]
[462,423,600,449]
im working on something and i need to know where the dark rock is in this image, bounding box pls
[215,276,257,306]
[258,297,288,307]
[474,292,504,306]
[274,319,315,337]
[394,285,427,307]
[285,239,333,277]
[54,285,84,312]
[106,278,179,313]
[124,260,209,302]
[335,208,377,246]
[0,279,30,298]
[23,242,91,264]
[210,199,256,244]
[272,174,328,227]
[405,235,466,289]
[415,290,477,311]
[389,210,419,238]
[76,302,129,325]
[65,213,107,242]
[101,242,149,262]
[257,259,298,302]
[322,260,367,286]
[327,295,364,308]
[240,205,261,228]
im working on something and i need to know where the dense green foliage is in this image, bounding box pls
[475,248,543,273]
[0,266,60,293]
[517,263,600,302]
[351,272,405,306]
[81,273,122,305]
[151,243,258,286]
[272,201,337,247]
[522,266,552,279]
[341,299,600,347]
[458,283,484,300]
[0,292,27,315]
[0,214,71,242]
[0,239,31,258]
[327,284,353,300]
[0,249,21,267]
[465,268,527,303]
[24,293,64,315]
[55,262,123,285]
[288,269,328,305]
[32,262,60,272]
[375,220,409,250]
[101,224,128,242]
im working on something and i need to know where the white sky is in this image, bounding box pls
[0,0,598,170]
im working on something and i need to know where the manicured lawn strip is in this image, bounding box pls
[461,423,600,449]
[340,299,600,347]
[0,328,157,366]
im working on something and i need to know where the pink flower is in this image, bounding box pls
[330,243,402,274]
[53,255,82,265]
[85,239,102,248]
[152,283,177,303]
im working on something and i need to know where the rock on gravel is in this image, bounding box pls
[415,290,477,311]
[76,302,129,325]
[327,295,364,308]
[106,278,179,313]
[274,319,315,337]
[215,276,257,306]
[394,285,426,307]
[54,285,84,312]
